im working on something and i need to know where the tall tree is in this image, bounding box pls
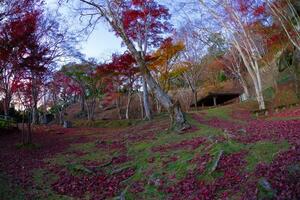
[73,0,190,131]
[49,71,81,124]
[98,52,139,119]
[0,0,39,118]
[199,0,268,110]
[266,0,300,51]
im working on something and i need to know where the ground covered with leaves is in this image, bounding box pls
[0,105,299,200]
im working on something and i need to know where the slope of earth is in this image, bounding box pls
[0,105,299,200]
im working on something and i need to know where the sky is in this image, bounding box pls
[45,0,185,62]
[45,0,125,62]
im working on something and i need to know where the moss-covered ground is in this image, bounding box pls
[0,104,299,199]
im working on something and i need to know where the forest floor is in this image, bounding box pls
[0,102,299,200]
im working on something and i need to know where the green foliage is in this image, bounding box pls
[263,87,275,100]
[245,141,290,171]
[62,62,106,101]
[217,71,227,82]
[0,120,9,129]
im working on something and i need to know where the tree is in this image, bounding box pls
[48,72,81,124]
[266,0,300,51]
[73,0,190,131]
[174,22,208,110]
[149,38,187,111]
[62,62,105,121]
[149,38,187,93]
[220,48,250,100]
[199,0,268,110]
[98,52,139,119]
[0,0,40,118]
[84,65,106,121]
[62,63,88,114]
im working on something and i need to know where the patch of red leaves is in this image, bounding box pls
[130,181,145,193]
[192,111,300,199]
[162,156,179,166]
[165,172,215,200]
[112,154,132,164]
[271,107,300,118]
[253,147,300,199]
[165,152,248,200]
[96,140,126,151]
[152,137,206,152]
[231,110,253,121]
[192,114,300,145]
[52,168,135,199]
[0,129,73,189]
[182,125,199,134]
[190,153,211,174]
[214,152,248,194]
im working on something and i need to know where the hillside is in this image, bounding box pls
[0,103,299,199]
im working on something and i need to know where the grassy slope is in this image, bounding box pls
[0,104,298,199]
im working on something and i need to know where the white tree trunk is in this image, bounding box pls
[142,77,152,120]
[125,91,132,120]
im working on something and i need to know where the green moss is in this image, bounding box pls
[203,107,231,120]
[142,185,165,200]
[164,151,197,179]
[130,142,153,153]
[80,150,111,162]
[0,173,25,200]
[263,87,275,100]
[45,153,76,166]
[66,163,93,175]
[73,119,142,128]
[68,142,96,153]
[210,140,245,155]
[15,143,41,150]
[245,141,290,171]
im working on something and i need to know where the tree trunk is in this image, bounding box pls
[239,77,250,100]
[59,110,64,125]
[253,80,266,110]
[2,94,11,119]
[116,96,122,120]
[80,94,85,113]
[142,77,152,120]
[193,90,198,110]
[32,105,38,124]
[22,112,25,144]
[86,98,96,121]
[107,23,190,131]
[293,48,300,97]
[142,68,190,131]
[31,76,39,124]
[155,98,162,113]
[138,92,144,119]
[125,91,132,119]
[27,111,32,144]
